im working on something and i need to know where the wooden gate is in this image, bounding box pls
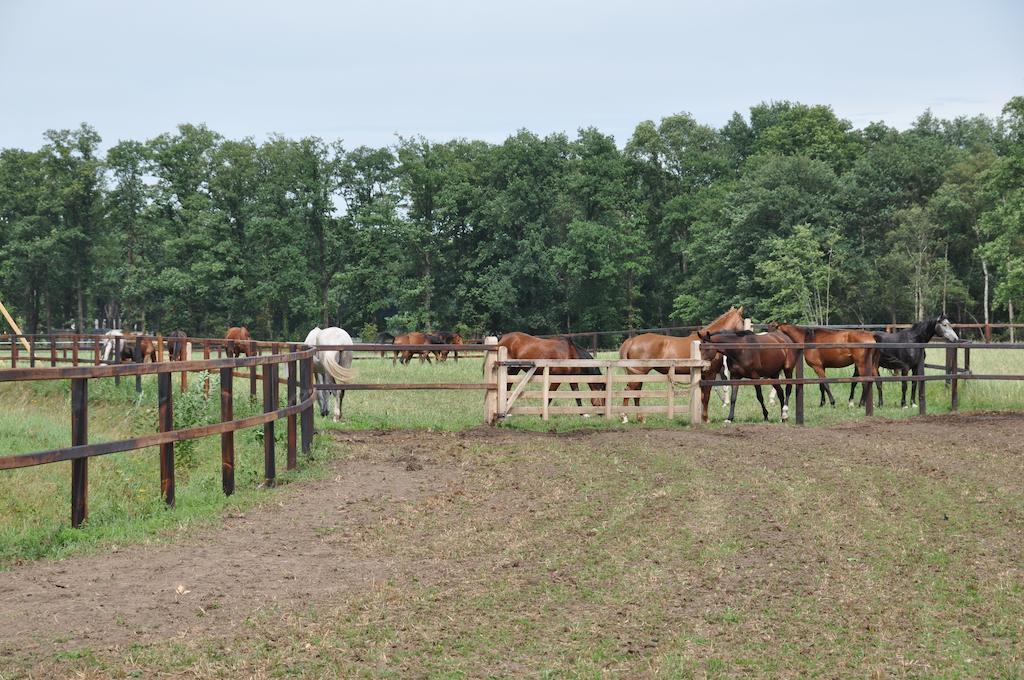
[487,341,708,424]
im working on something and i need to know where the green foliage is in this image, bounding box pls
[0,100,1021,337]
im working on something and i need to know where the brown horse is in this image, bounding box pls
[121,334,158,363]
[698,330,796,422]
[771,323,880,407]
[498,332,605,409]
[617,306,746,420]
[224,326,252,358]
[393,331,434,365]
[166,330,188,361]
[430,331,464,362]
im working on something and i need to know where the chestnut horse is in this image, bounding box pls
[771,323,880,407]
[224,326,252,358]
[498,332,605,409]
[617,306,746,420]
[393,331,434,365]
[698,330,796,422]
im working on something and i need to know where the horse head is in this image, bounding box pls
[934,314,959,342]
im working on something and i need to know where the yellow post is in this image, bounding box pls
[0,298,31,353]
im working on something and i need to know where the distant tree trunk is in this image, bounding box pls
[981,259,990,328]
[76,277,84,332]
[321,283,329,327]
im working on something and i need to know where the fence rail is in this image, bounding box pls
[0,334,317,528]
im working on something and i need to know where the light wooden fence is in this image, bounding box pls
[486,340,708,424]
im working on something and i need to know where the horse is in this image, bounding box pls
[304,326,356,422]
[770,323,880,407]
[698,330,796,423]
[101,330,157,364]
[100,329,125,364]
[497,332,605,410]
[393,331,435,365]
[617,306,746,421]
[374,331,395,359]
[864,313,960,408]
[166,330,188,361]
[224,326,252,358]
[429,331,464,362]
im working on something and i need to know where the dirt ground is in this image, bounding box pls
[2,414,1022,675]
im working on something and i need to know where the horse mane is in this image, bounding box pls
[702,306,744,332]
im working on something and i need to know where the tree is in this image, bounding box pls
[755,224,843,324]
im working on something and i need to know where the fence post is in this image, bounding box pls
[605,360,615,420]
[947,345,959,412]
[72,335,78,366]
[287,356,298,470]
[917,350,927,415]
[29,335,35,367]
[667,365,676,420]
[49,334,56,367]
[541,366,551,421]
[10,336,17,368]
[70,378,88,528]
[158,371,175,507]
[157,334,164,362]
[300,354,314,455]
[94,337,100,366]
[249,344,258,400]
[220,366,235,496]
[203,342,210,399]
[743,318,753,332]
[689,340,702,426]
[135,335,143,394]
[795,348,805,425]
[484,336,498,424]
[263,362,277,487]
[495,343,508,420]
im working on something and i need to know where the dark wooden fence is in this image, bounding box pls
[0,334,316,528]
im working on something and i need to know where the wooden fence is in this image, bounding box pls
[0,334,316,528]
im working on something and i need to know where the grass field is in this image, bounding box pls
[2,420,1022,677]
[1,346,1022,569]
[332,347,1024,432]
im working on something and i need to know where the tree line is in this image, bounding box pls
[1,97,1022,341]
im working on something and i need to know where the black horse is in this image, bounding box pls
[374,331,395,358]
[848,314,960,408]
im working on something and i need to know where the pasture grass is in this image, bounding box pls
[328,346,1024,433]
[0,374,329,569]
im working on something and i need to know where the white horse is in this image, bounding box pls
[100,329,125,364]
[303,326,356,422]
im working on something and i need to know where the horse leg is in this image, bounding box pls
[548,382,561,409]
[849,366,859,406]
[621,370,643,423]
[775,373,789,421]
[901,368,909,408]
[726,384,739,423]
[754,384,769,421]
[570,382,583,408]
[810,365,833,406]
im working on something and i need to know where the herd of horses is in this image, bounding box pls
[497,306,960,423]
[96,308,960,425]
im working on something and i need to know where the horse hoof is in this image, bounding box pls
[582,414,591,419]
[724,419,732,424]
[902,405,908,410]
[621,415,629,424]
[847,401,855,408]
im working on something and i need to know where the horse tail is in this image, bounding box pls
[618,336,632,359]
[322,349,355,383]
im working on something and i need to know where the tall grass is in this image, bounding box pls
[0,374,327,568]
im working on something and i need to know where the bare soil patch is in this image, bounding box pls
[2,413,1022,676]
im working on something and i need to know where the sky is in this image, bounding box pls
[1,0,1022,151]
